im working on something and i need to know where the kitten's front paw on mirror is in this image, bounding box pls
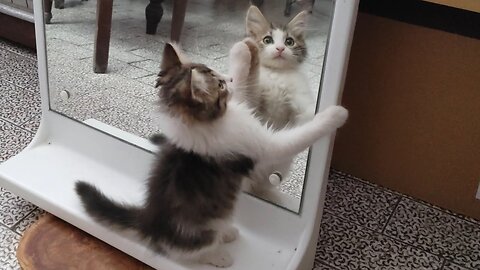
[316,105,349,128]
[201,249,233,268]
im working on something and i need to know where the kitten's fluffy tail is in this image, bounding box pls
[75,181,139,229]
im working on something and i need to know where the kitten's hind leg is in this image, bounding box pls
[168,230,233,267]
[221,225,239,243]
[199,248,233,268]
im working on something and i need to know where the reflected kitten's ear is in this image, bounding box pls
[161,43,182,71]
[246,6,269,39]
[287,10,308,37]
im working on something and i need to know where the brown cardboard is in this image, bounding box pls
[332,13,480,219]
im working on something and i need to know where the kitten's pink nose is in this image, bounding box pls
[276,47,285,52]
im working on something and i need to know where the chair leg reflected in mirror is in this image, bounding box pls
[145,0,164,35]
[170,0,187,42]
[93,0,113,73]
[44,0,53,24]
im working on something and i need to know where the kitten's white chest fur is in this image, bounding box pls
[258,66,315,128]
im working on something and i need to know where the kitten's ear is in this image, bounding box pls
[161,43,182,71]
[287,10,308,37]
[189,68,204,101]
[246,6,269,39]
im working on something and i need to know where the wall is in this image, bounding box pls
[331,12,480,219]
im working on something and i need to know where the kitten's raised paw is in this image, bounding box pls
[317,105,349,128]
[230,41,251,63]
[201,249,233,268]
[222,226,239,243]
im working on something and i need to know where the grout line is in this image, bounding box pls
[9,208,38,235]
[316,260,340,270]
[380,196,403,234]
[439,258,446,270]
[330,169,480,227]
[325,212,448,266]
[18,112,41,127]
[0,43,36,61]
[0,117,37,135]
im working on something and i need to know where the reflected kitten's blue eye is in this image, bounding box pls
[285,37,295,46]
[263,36,273,44]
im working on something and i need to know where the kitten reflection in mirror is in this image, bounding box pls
[75,43,347,267]
[230,6,317,203]
[240,6,314,129]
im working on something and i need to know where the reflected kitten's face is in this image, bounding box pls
[246,6,308,70]
[156,44,230,123]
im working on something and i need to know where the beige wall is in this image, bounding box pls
[332,13,480,219]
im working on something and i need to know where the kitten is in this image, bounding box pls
[76,43,347,267]
[233,6,315,130]
[229,6,318,202]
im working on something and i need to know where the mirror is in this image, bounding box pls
[44,0,334,212]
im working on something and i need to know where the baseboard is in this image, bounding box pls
[0,8,35,49]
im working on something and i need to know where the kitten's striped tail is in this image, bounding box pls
[75,181,139,229]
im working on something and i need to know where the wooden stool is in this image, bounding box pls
[17,213,153,270]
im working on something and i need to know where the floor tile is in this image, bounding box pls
[12,208,46,235]
[443,261,470,270]
[109,47,146,64]
[324,170,402,231]
[108,59,155,79]
[316,212,443,270]
[0,83,41,126]
[20,113,42,133]
[93,107,157,138]
[0,52,38,90]
[129,59,160,74]
[0,119,33,163]
[0,188,36,228]
[0,225,21,270]
[46,37,93,60]
[279,150,308,199]
[0,39,36,61]
[384,199,480,269]
[313,261,340,270]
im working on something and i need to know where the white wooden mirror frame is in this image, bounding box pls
[0,1,358,269]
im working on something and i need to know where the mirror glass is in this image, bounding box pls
[44,0,334,212]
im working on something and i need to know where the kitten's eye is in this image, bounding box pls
[263,36,273,44]
[285,37,295,47]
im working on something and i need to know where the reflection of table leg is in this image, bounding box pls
[145,0,164,35]
[44,0,53,24]
[171,0,187,42]
[284,0,293,16]
[94,0,113,74]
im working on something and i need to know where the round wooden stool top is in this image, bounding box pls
[17,213,153,270]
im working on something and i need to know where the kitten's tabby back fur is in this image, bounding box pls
[75,42,348,267]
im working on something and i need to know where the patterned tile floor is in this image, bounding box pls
[1,36,480,270]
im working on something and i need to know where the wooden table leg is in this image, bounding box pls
[44,0,53,24]
[171,0,187,42]
[94,0,113,74]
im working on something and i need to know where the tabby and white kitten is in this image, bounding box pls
[76,43,347,267]
[232,6,315,130]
